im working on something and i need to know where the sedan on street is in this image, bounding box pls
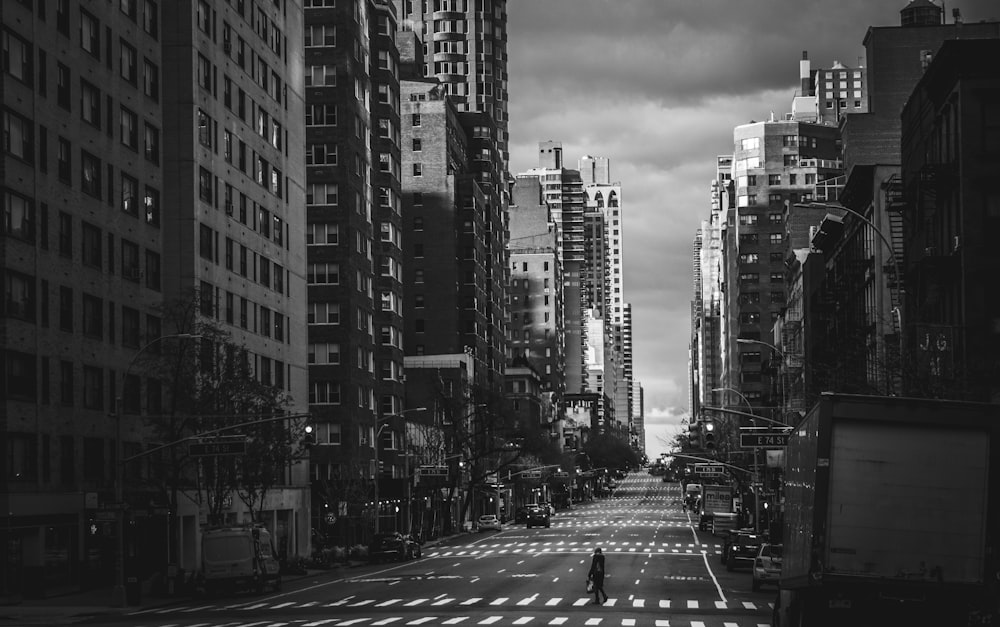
[477,514,502,531]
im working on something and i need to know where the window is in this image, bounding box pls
[305,25,336,47]
[80,80,101,127]
[307,223,338,245]
[308,342,341,365]
[769,272,784,282]
[412,163,422,176]
[2,190,34,242]
[305,104,337,126]
[144,186,160,225]
[81,222,101,268]
[307,263,339,284]
[81,151,101,198]
[121,306,140,347]
[411,113,421,126]
[80,10,100,58]
[309,381,340,405]
[144,122,160,164]
[57,62,70,109]
[739,214,759,226]
[143,0,158,38]
[82,365,103,409]
[306,64,336,87]
[2,30,32,85]
[82,293,102,338]
[198,167,212,202]
[57,212,72,257]
[3,109,33,162]
[197,109,212,147]
[308,302,340,324]
[197,54,211,90]
[120,106,138,149]
[739,272,759,284]
[143,58,159,100]
[145,250,160,290]
[306,183,338,206]
[739,137,759,151]
[119,40,137,84]
[769,233,783,245]
[739,253,759,264]
[121,239,140,281]
[306,143,337,166]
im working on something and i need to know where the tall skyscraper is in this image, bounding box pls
[0,0,309,595]
[394,0,510,167]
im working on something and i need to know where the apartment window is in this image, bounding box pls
[144,185,160,225]
[306,64,336,87]
[81,151,101,198]
[143,58,159,100]
[308,302,340,325]
[197,109,212,148]
[143,0,158,38]
[121,239,140,281]
[80,10,100,58]
[739,214,758,226]
[305,25,336,47]
[412,163,422,176]
[119,106,138,149]
[411,113,421,127]
[309,381,340,405]
[82,294,103,338]
[144,123,160,164]
[198,167,212,202]
[307,223,338,245]
[307,263,339,284]
[196,0,210,33]
[197,54,211,91]
[739,253,759,264]
[80,80,101,128]
[768,174,781,186]
[145,250,160,290]
[739,272,759,284]
[121,306,140,347]
[3,109,33,163]
[56,63,70,109]
[306,143,337,166]
[2,30,32,84]
[305,104,337,126]
[306,183,338,206]
[119,40,137,84]
[81,222,101,268]
[769,233,783,245]
[2,190,34,242]
[57,211,72,257]
[308,343,341,365]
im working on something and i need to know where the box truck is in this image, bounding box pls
[773,394,1000,627]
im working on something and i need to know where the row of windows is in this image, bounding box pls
[1,193,161,283]
[197,279,289,343]
[197,224,287,297]
[738,292,786,305]
[738,272,786,284]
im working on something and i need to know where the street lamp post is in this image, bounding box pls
[709,387,760,533]
[112,332,199,608]
[374,408,427,535]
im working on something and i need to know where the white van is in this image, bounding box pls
[199,525,282,595]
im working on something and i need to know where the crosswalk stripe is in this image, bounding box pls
[432,598,455,606]
[376,599,402,607]
[744,601,758,609]
[622,620,637,626]
[603,598,617,607]
[516,596,536,605]
[545,598,561,606]
[489,597,508,605]
[585,619,602,626]
[633,599,645,607]
[349,600,376,607]
[372,619,402,626]
[478,617,502,625]
[659,600,671,608]
[404,598,428,606]
[512,618,534,625]
[302,619,341,626]
[715,600,727,609]
[460,598,482,605]
[548,619,568,626]
[655,621,670,627]
[687,600,699,609]
[573,598,591,606]
[442,619,468,625]
[407,618,438,625]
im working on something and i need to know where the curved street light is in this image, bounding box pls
[112,332,200,607]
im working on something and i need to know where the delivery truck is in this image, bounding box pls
[698,484,733,532]
[772,394,1000,627]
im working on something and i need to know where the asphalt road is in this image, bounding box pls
[95,473,775,627]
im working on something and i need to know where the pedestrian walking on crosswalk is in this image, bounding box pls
[587,547,608,605]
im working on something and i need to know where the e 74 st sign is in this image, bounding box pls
[739,427,792,448]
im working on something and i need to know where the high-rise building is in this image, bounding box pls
[399,79,508,394]
[0,0,309,595]
[394,0,510,166]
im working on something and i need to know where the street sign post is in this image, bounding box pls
[739,428,792,448]
[693,463,726,477]
[189,436,247,456]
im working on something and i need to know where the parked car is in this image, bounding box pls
[525,506,550,529]
[752,543,782,591]
[368,532,422,563]
[726,531,764,571]
[477,514,502,531]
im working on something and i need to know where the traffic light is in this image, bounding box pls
[302,424,316,449]
[704,422,716,450]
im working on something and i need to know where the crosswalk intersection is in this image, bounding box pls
[423,540,723,558]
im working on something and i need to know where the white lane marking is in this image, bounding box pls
[701,550,727,604]
[603,598,617,607]
[375,599,401,607]
[744,601,758,609]
[655,621,671,627]
[372,619,402,626]
[573,597,590,606]
[460,598,482,605]
[478,617,502,625]
[432,598,455,606]
[545,597,562,606]
[715,600,727,609]
[633,599,645,608]
[687,600,699,609]
[517,595,537,606]
[513,618,534,625]
[407,618,438,625]
[548,619,568,626]
[302,620,341,627]
[403,598,428,606]
[658,599,671,608]
[622,620,637,627]
[489,597,508,605]
[349,600,375,607]
[585,619,603,626]
[442,619,468,625]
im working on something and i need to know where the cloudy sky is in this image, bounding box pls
[505,0,998,458]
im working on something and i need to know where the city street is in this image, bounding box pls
[90,473,773,627]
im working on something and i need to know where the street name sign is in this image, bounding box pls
[740,428,792,448]
[417,465,448,477]
[520,471,542,479]
[693,463,726,476]
[189,436,247,456]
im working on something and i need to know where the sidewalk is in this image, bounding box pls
[0,534,465,625]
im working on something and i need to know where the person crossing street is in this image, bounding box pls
[587,547,608,605]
